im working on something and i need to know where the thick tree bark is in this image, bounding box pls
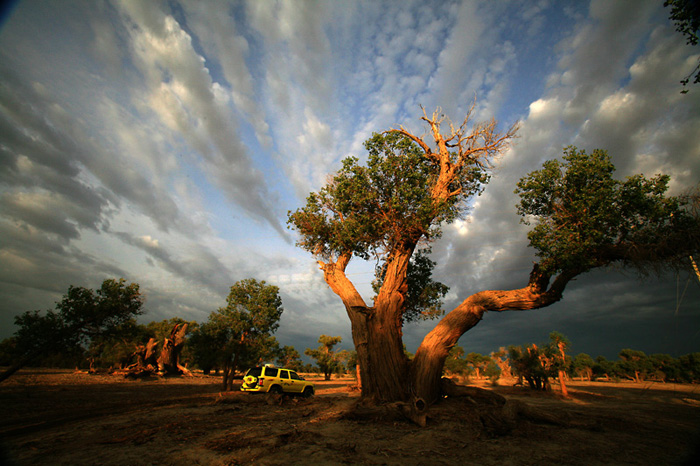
[411,264,579,403]
[134,338,158,368]
[558,370,569,397]
[124,324,189,379]
[557,341,569,397]
[158,323,188,375]
[321,248,414,402]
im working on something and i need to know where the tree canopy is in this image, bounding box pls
[287,107,698,406]
[516,146,699,276]
[1,279,143,383]
[305,335,344,381]
[189,278,284,389]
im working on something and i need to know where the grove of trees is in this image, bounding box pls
[287,107,700,407]
[0,278,292,389]
[0,279,144,383]
[441,331,700,388]
[1,279,698,392]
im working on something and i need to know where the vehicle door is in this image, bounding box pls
[289,371,306,392]
[279,369,296,392]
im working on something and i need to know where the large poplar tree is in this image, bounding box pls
[288,108,699,406]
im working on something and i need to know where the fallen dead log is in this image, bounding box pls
[440,377,507,405]
[439,377,597,433]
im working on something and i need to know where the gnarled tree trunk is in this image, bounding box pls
[410,264,579,403]
[158,323,189,375]
[323,247,415,403]
[124,324,189,378]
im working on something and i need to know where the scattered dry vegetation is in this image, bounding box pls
[1,369,699,465]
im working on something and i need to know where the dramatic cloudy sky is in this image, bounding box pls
[1,0,698,360]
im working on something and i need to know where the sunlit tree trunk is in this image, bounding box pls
[558,370,569,397]
[323,248,414,402]
[411,265,578,403]
[557,341,569,397]
[157,323,188,375]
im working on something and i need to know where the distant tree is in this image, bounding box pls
[593,356,617,381]
[572,353,595,381]
[305,335,343,380]
[191,279,283,390]
[443,345,468,376]
[664,0,700,92]
[490,347,512,379]
[276,345,304,372]
[508,344,550,391]
[465,352,491,380]
[678,352,700,382]
[335,349,354,375]
[648,353,682,382]
[617,349,653,383]
[0,337,18,366]
[188,321,222,374]
[483,360,502,385]
[86,319,151,370]
[548,331,570,396]
[507,333,571,393]
[0,279,143,383]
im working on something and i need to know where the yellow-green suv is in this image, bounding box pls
[240,366,315,397]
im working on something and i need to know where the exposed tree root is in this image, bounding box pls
[344,378,598,432]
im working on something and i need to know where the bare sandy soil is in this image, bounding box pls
[1,369,699,465]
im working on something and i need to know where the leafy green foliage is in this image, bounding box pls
[508,344,549,390]
[14,279,143,359]
[678,352,700,382]
[443,345,468,375]
[516,146,699,275]
[465,352,491,379]
[666,0,700,46]
[572,353,595,380]
[372,247,449,323]
[288,130,488,260]
[305,335,344,380]
[189,279,283,374]
[664,0,700,90]
[507,331,571,391]
[276,345,304,372]
[617,349,654,382]
[483,361,502,384]
[86,318,152,369]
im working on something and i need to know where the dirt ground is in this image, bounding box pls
[1,369,699,465]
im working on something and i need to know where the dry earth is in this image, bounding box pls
[1,368,699,465]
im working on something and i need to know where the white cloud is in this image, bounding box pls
[0,0,697,359]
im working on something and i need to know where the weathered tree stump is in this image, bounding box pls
[123,324,190,378]
[158,323,189,375]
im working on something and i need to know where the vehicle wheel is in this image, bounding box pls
[270,385,283,395]
[302,386,314,398]
[243,375,257,385]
